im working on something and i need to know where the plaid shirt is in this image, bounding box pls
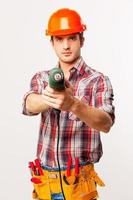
[23,57,115,169]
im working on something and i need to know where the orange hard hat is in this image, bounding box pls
[45,8,86,36]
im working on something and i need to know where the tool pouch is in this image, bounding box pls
[62,164,105,200]
[30,167,62,199]
[32,173,51,200]
[29,161,104,200]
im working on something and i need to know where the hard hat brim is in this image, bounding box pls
[45,25,86,36]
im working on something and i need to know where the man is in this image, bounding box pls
[23,8,115,200]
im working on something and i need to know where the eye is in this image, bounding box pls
[55,37,63,42]
[69,36,77,41]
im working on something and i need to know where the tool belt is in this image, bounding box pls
[28,159,105,200]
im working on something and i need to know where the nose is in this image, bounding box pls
[62,39,70,50]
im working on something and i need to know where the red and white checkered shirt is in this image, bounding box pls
[23,57,115,169]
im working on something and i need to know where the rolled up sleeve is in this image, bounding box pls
[95,76,115,123]
[22,72,44,116]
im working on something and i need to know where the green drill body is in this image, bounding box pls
[48,67,65,90]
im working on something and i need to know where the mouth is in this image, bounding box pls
[62,52,72,56]
[62,51,72,55]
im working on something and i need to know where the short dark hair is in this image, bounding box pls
[50,32,84,41]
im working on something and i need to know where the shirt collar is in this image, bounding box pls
[73,56,85,75]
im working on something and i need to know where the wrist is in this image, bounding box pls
[69,97,81,113]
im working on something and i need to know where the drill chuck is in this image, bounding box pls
[49,67,65,90]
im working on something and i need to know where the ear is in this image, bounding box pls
[50,38,54,47]
[80,37,85,48]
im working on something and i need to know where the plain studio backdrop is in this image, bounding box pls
[0,0,133,199]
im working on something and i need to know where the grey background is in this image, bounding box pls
[0,0,133,199]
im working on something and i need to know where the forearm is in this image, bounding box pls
[70,97,113,133]
[26,93,50,114]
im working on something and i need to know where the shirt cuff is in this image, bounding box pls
[22,91,39,116]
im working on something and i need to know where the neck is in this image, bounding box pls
[59,56,80,74]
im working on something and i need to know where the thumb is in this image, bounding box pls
[65,80,74,92]
[65,79,72,88]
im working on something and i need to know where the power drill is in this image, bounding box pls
[49,67,66,200]
[48,68,66,200]
[48,67,65,90]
